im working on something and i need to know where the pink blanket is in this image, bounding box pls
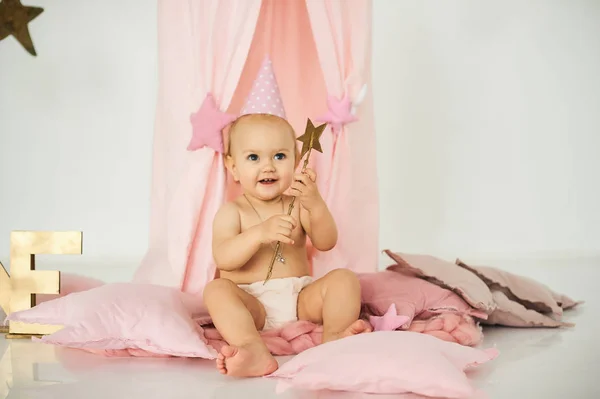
[11,252,577,361]
[204,312,482,356]
[78,269,485,358]
[201,269,485,354]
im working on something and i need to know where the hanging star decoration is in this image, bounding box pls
[264,118,327,283]
[368,304,411,331]
[0,0,44,56]
[188,93,237,153]
[316,94,358,135]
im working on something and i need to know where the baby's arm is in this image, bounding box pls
[300,202,337,251]
[292,169,337,251]
[212,202,263,271]
[212,202,297,271]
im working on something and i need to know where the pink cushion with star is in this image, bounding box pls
[6,283,217,359]
[267,331,498,397]
[35,273,105,304]
[359,270,486,328]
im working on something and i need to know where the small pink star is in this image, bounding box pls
[188,93,237,153]
[368,304,411,331]
[316,94,358,135]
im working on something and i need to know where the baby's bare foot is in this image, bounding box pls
[216,341,278,377]
[323,319,373,343]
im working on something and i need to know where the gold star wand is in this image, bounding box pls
[264,118,326,284]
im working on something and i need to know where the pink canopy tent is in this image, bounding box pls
[133,0,379,295]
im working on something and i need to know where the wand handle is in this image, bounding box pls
[263,156,311,284]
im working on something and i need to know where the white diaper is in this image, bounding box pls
[238,276,313,331]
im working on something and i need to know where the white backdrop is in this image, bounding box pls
[373,0,600,260]
[1,0,599,274]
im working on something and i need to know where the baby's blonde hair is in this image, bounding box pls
[226,113,298,157]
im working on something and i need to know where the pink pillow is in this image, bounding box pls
[1,272,106,322]
[359,270,487,329]
[35,272,105,304]
[267,331,498,397]
[384,250,496,313]
[485,291,574,328]
[455,259,580,316]
[550,289,582,310]
[5,283,217,359]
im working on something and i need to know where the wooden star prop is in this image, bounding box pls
[297,118,326,159]
[0,0,44,56]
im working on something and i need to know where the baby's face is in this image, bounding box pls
[228,115,297,201]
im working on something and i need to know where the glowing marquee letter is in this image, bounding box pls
[0,231,83,336]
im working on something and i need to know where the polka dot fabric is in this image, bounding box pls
[241,57,286,119]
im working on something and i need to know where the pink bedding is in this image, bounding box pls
[84,315,482,359]
[72,268,486,358]
[384,251,581,328]
[6,252,580,360]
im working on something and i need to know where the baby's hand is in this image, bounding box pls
[290,168,324,211]
[259,214,297,245]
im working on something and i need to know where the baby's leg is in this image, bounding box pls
[297,269,372,343]
[203,278,277,377]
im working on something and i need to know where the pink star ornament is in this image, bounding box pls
[316,93,358,135]
[368,303,411,332]
[188,93,237,153]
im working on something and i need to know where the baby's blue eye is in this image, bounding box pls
[247,154,258,161]
[274,153,286,160]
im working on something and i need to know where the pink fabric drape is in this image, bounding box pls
[136,0,377,292]
[305,0,379,277]
[133,0,262,294]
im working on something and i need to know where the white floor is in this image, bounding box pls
[1,257,598,399]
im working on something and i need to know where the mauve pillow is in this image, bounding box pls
[267,331,498,397]
[484,290,574,328]
[550,289,582,310]
[455,259,572,317]
[384,250,496,314]
[359,270,487,329]
[5,283,217,359]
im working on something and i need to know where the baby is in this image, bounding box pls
[203,113,371,377]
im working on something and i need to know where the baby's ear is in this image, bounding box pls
[225,155,239,181]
